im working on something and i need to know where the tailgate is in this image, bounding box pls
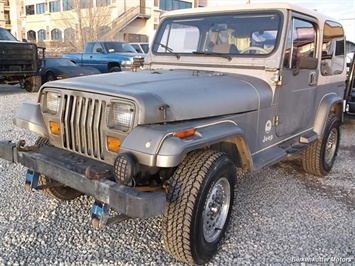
[0,42,39,75]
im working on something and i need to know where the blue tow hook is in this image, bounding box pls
[25,170,40,190]
[90,200,110,228]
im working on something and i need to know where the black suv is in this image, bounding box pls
[0,27,41,92]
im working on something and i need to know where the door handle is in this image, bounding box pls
[309,72,317,86]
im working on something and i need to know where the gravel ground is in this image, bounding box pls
[0,85,354,266]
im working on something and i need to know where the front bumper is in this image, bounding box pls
[0,141,166,218]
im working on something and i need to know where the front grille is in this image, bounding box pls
[62,94,106,160]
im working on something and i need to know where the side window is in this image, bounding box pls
[85,43,94,53]
[321,20,345,76]
[93,42,103,53]
[283,18,316,69]
[131,44,141,53]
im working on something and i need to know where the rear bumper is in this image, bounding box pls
[0,141,166,218]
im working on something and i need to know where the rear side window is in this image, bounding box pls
[321,20,345,76]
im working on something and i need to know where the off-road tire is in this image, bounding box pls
[162,150,236,265]
[109,66,121,72]
[302,113,340,176]
[35,137,82,200]
[24,75,41,92]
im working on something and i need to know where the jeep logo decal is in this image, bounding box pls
[265,120,272,134]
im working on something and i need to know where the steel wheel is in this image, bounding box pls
[203,177,231,243]
[324,127,338,165]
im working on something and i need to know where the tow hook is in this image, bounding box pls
[16,140,39,152]
[90,200,130,228]
[85,165,111,180]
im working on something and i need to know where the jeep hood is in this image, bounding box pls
[45,69,273,124]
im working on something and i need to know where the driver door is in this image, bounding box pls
[276,16,318,137]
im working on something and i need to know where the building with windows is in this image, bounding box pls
[6,0,205,54]
[0,0,11,30]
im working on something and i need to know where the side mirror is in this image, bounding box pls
[96,47,103,53]
[22,38,28,42]
[293,56,318,76]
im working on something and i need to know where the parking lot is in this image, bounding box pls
[0,85,354,265]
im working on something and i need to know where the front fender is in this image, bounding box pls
[13,103,48,138]
[120,120,248,168]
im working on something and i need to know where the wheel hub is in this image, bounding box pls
[203,177,231,243]
[325,128,338,164]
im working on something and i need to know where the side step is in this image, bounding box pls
[252,146,287,171]
[252,131,318,170]
[278,131,318,154]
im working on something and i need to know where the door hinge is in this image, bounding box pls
[269,69,282,86]
[273,116,279,126]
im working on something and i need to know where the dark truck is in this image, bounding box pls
[345,43,355,115]
[0,27,41,92]
[1,3,355,265]
[62,41,145,73]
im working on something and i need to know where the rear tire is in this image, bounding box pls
[24,75,41,92]
[162,150,236,265]
[35,137,82,200]
[302,113,340,176]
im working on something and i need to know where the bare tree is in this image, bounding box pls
[57,0,114,52]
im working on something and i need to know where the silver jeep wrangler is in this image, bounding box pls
[0,3,352,265]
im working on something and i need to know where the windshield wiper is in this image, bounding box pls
[193,51,232,61]
[154,41,180,59]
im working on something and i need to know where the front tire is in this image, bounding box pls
[46,72,55,83]
[109,66,121,72]
[35,137,82,200]
[302,113,341,176]
[163,150,236,265]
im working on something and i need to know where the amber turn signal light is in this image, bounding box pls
[49,121,60,135]
[173,128,195,139]
[107,136,121,152]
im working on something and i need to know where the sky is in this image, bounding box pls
[208,0,354,19]
[208,0,355,41]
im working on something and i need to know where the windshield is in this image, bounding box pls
[0,28,18,41]
[42,58,78,67]
[141,44,149,53]
[152,11,281,56]
[104,42,137,53]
